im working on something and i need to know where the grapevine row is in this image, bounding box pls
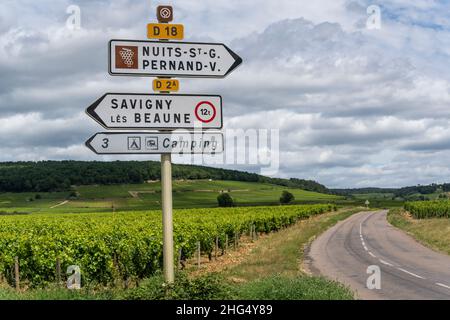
[404,200,450,219]
[0,204,335,286]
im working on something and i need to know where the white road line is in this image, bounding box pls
[436,283,450,290]
[363,245,368,251]
[368,251,376,258]
[379,259,394,267]
[397,268,425,279]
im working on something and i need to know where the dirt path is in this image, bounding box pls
[50,200,69,209]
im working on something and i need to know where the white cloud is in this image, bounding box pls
[1,0,450,188]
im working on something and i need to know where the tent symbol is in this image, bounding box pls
[128,137,141,150]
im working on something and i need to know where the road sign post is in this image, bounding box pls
[85,4,241,285]
[156,7,176,285]
[161,153,174,283]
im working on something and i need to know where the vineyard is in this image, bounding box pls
[0,204,335,287]
[404,200,450,219]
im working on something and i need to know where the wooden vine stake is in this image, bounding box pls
[215,236,219,259]
[197,241,201,269]
[56,257,61,286]
[14,256,20,291]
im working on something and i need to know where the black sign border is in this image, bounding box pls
[108,39,243,78]
[86,93,223,130]
[85,131,224,155]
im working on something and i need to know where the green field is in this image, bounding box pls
[0,180,342,214]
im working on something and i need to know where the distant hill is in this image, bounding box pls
[0,161,330,194]
[332,183,450,198]
[331,187,397,195]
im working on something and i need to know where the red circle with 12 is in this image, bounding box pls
[195,101,217,123]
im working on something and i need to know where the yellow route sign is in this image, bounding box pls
[147,23,184,40]
[153,79,180,92]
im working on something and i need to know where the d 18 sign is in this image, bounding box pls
[147,23,184,40]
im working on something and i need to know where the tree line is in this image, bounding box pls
[0,161,329,194]
[332,183,448,198]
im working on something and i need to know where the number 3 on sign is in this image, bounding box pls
[102,138,109,148]
[153,79,179,92]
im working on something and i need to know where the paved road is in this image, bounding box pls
[306,210,450,299]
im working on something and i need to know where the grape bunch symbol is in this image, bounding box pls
[119,48,135,67]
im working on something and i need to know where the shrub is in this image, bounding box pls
[68,191,78,199]
[217,193,234,207]
[237,275,353,300]
[122,272,234,300]
[35,194,42,200]
[280,191,295,204]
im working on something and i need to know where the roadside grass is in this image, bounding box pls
[388,208,450,255]
[236,275,353,300]
[219,208,362,299]
[0,283,116,300]
[224,208,362,281]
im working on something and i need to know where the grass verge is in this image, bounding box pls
[388,208,450,255]
[218,207,363,299]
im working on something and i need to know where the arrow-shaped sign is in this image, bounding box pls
[86,93,222,130]
[109,39,242,78]
[85,132,224,155]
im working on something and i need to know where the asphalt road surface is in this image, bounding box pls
[306,210,450,300]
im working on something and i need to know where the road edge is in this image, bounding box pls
[386,208,450,257]
[301,210,368,276]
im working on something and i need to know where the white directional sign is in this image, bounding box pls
[109,39,242,78]
[86,93,222,130]
[86,132,224,155]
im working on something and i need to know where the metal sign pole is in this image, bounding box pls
[157,5,175,284]
[161,152,174,283]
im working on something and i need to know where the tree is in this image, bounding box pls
[280,191,295,204]
[68,191,78,199]
[217,193,234,207]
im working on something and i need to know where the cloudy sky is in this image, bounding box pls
[1,0,450,188]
